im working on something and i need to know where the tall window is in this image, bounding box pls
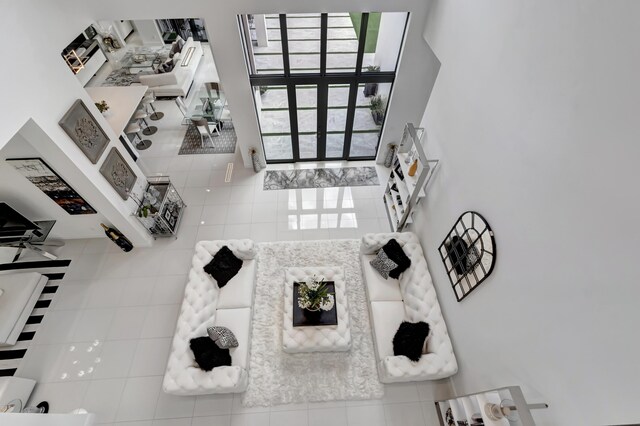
[240,12,408,163]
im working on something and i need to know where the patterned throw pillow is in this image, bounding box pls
[370,249,398,279]
[207,326,239,349]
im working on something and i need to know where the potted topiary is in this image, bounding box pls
[95,100,109,115]
[363,65,380,97]
[369,95,386,125]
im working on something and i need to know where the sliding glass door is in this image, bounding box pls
[241,12,407,163]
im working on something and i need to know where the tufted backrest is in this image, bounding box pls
[163,239,255,394]
[360,232,456,364]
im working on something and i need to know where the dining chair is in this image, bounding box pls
[175,97,191,126]
[191,118,219,148]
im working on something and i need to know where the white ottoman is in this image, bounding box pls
[283,266,351,353]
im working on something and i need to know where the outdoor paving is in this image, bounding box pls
[253,14,383,160]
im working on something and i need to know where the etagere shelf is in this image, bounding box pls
[383,123,439,231]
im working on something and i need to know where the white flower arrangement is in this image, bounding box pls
[297,275,335,311]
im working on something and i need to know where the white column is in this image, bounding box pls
[255,14,269,47]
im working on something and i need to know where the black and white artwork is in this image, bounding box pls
[438,211,496,302]
[7,158,97,215]
[99,148,137,200]
[59,99,110,164]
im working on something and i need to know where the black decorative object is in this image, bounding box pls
[382,238,411,279]
[438,211,496,302]
[292,282,337,326]
[204,246,243,288]
[189,336,231,371]
[392,321,430,362]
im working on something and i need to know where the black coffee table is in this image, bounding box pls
[292,282,337,327]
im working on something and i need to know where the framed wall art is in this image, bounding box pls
[59,99,110,164]
[99,147,137,200]
[438,211,496,302]
[6,157,97,215]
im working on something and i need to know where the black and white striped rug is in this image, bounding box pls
[0,259,71,376]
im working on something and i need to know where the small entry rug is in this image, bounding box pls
[242,239,383,407]
[178,125,237,155]
[263,166,379,190]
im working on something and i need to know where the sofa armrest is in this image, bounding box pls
[163,364,248,395]
[196,239,256,260]
[138,71,179,87]
[380,352,458,382]
[360,232,420,254]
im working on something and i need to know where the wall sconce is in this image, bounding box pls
[64,50,85,74]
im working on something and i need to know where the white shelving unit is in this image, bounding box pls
[435,386,548,426]
[383,123,439,231]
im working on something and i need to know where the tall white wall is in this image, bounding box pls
[374,12,407,72]
[414,1,640,424]
[131,20,163,45]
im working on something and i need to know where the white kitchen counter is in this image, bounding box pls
[85,85,148,136]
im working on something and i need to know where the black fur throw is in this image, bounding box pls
[382,238,411,279]
[190,336,231,371]
[393,321,430,362]
[203,245,243,288]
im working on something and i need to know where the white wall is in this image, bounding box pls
[413,0,640,424]
[131,20,163,45]
[0,133,108,239]
[375,12,407,72]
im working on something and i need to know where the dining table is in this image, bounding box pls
[186,82,228,125]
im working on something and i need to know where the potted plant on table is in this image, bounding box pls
[369,95,386,126]
[298,275,335,319]
[363,65,380,97]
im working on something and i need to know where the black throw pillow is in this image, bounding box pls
[382,239,411,279]
[190,336,231,371]
[393,321,430,362]
[203,245,243,288]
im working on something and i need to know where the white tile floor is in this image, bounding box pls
[15,32,452,426]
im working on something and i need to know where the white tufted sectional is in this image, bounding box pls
[360,232,458,383]
[163,239,257,395]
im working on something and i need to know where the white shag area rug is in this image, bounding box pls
[242,239,383,407]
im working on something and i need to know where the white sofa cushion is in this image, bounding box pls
[370,300,405,358]
[217,259,256,309]
[214,308,251,369]
[362,254,403,302]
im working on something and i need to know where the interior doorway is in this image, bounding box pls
[241,12,408,163]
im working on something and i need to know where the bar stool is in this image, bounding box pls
[125,122,152,150]
[143,91,164,121]
[133,109,157,136]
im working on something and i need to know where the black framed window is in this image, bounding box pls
[240,12,408,163]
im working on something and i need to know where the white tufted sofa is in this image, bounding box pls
[360,232,458,383]
[163,239,257,395]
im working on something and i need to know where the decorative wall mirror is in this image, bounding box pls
[438,211,496,301]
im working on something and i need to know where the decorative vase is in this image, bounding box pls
[303,306,322,322]
[384,144,396,168]
[408,159,419,177]
[250,149,262,173]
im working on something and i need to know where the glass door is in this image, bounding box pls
[242,12,407,163]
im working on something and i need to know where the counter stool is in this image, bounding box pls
[133,109,157,136]
[125,122,152,150]
[143,91,164,121]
